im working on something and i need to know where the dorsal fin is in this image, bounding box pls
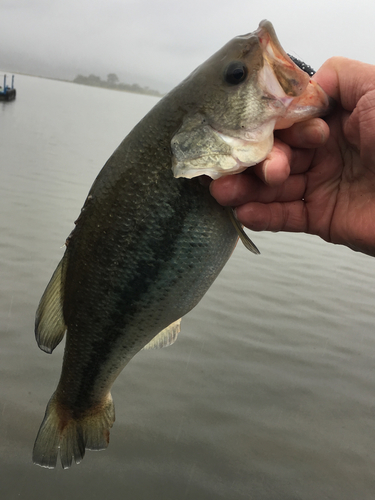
[142,319,181,350]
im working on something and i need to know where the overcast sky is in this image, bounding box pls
[1,0,374,93]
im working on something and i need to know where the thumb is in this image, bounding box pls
[313,57,375,112]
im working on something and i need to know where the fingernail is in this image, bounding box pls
[313,124,326,144]
[300,121,327,145]
[263,160,270,184]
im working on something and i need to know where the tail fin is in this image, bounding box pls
[32,392,115,469]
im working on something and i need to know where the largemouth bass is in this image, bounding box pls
[33,20,330,469]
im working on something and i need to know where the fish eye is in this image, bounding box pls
[224,61,248,85]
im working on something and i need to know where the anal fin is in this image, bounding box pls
[142,319,181,350]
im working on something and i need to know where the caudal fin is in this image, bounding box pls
[32,392,115,469]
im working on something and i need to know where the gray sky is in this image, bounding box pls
[1,0,374,93]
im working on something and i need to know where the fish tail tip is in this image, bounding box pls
[32,394,64,469]
[32,393,115,469]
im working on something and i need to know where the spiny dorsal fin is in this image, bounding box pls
[142,319,181,350]
[35,257,67,354]
[227,207,260,255]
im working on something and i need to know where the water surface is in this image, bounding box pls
[1,74,375,499]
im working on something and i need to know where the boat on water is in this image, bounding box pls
[0,75,16,101]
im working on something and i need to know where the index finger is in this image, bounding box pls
[209,165,307,207]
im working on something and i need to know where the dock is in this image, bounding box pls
[0,75,16,101]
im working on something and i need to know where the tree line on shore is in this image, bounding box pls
[73,73,163,97]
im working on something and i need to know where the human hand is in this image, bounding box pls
[210,57,375,257]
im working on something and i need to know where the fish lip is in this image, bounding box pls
[255,20,291,66]
[255,20,310,98]
[254,20,331,126]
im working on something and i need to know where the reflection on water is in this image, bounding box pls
[1,74,375,499]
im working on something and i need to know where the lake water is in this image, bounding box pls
[1,74,375,500]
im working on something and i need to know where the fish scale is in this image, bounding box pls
[32,20,330,468]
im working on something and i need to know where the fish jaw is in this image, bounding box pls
[256,20,331,129]
[273,78,332,129]
[171,20,331,180]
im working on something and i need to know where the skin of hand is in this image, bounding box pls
[210,57,375,257]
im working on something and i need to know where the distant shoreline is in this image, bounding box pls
[1,70,164,97]
[72,73,163,97]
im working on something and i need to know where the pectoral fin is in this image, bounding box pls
[35,257,67,354]
[227,208,260,255]
[142,319,181,350]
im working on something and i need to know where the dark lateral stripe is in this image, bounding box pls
[67,178,206,406]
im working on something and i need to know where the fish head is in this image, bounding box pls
[171,20,331,179]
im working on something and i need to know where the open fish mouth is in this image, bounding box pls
[255,20,331,129]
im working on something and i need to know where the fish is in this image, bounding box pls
[32,20,330,469]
